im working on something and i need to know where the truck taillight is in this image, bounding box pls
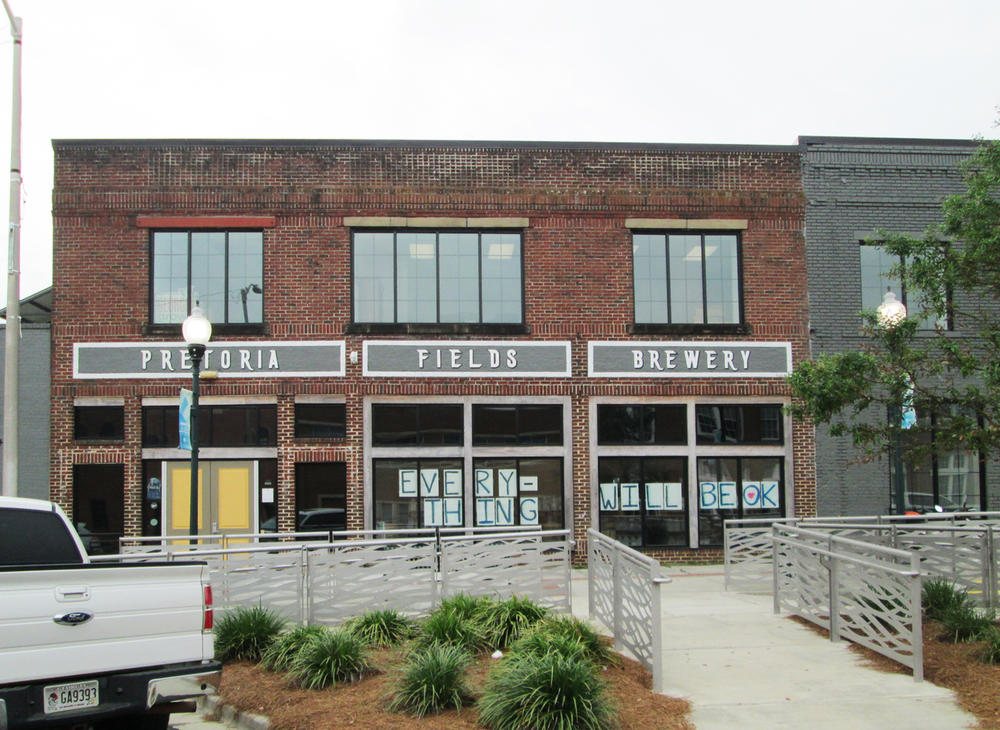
[204,585,214,630]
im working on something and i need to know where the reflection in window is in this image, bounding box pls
[151,230,263,324]
[473,457,563,530]
[296,463,347,532]
[295,403,346,439]
[74,406,125,441]
[598,457,687,548]
[142,405,276,447]
[472,404,562,446]
[634,232,741,324]
[353,231,523,324]
[860,244,944,330]
[894,410,982,513]
[372,403,463,446]
[373,459,464,529]
[597,405,686,445]
[697,457,782,546]
[73,464,125,555]
[695,404,783,445]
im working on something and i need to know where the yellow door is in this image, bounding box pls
[165,461,255,542]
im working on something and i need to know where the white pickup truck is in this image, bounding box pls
[0,496,221,729]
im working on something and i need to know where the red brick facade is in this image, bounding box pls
[52,140,813,562]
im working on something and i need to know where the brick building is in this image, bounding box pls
[51,139,813,559]
[801,136,997,516]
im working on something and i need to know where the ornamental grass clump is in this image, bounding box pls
[213,606,286,663]
[525,614,618,667]
[288,627,372,689]
[347,609,415,648]
[939,603,996,643]
[509,630,592,664]
[439,593,495,621]
[387,644,473,717]
[260,624,329,672]
[475,595,549,650]
[922,578,970,622]
[414,608,485,654]
[980,629,1000,664]
[477,652,617,730]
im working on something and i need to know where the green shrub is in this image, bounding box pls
[478,652,616,730]
[387,644,472,717]
[524,614,617,667]
[288,627,372,689]
[348,609,415,648]
[414,609,485,653]
[260,624,329,672]
[439,593,495,621]
[980,628,1000,664]
[475,595,549,650]
[922,578,969,622]
[214,606,285,663]
[939,603,996,643]
[510,630,591,664]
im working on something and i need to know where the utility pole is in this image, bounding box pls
[1,0,21,497]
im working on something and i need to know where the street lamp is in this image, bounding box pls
[876,289,907,515]
[182,306,211,541]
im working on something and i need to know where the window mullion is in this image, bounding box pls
[186,232,193,313]
[435,233,441,324]
[478,233,484,324]
[393,233,399,324]
[223,232,230,324]
[664,235,672,324]
[700,235,708,325]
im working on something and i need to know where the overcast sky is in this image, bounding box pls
[0,0,997,301]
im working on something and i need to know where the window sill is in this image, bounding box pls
[144,323,270,338]
[628,323,751,336]
[346,323,530,336]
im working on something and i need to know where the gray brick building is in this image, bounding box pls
[0,287,52,500]
[800,136,996,515]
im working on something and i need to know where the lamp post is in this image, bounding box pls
[182,306,211,541]
[876,289,907,515]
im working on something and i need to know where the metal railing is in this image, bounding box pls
[97,528,573,624]
[587,528,670,693]
[725,512,1000,604]
[772,523,924,680]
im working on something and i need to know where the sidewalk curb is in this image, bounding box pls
[198,695,270,730]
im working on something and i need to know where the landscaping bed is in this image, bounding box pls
[217,650,692,730]
[210,597,693,730]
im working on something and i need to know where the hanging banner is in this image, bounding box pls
[178,388,192,451]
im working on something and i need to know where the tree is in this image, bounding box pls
[788,138,1000,463]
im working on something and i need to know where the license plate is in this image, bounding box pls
[43,680,99,714]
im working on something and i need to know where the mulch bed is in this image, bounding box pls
[791,615,1000,729]
[216,647,693,730]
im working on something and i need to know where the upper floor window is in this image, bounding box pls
[142,404,276,447]
[353,231,523,324]
[860,244,946,330]
[472,404,563,446]
[151,230,263,324]
[633,232,741,325]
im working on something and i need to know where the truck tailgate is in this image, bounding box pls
[0,562,213,684]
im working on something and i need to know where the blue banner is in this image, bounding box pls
[179,388,192,450]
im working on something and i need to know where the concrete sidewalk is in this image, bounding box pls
[572,566,976,730]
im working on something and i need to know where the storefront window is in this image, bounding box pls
[695,404,783,445]
[373,458,464,529]
[372,403,463,446]
[598,457,686,548]
[472,404,562,446]
[472,457,563,529]
[597,404,686,445]
[698,457,783,546]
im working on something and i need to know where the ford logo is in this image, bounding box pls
[53,611,93,626]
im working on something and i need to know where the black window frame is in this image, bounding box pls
[632,230,745,329]
[696,455,785,547]
[694,404,784,446]
[350,229,525,327]
[149,229,265,327]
